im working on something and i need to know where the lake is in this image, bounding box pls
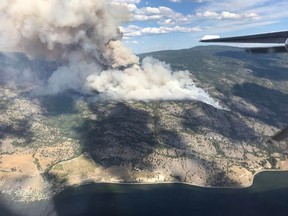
[1,171,288,216]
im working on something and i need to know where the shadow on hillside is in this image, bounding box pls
[75,102,158,179]
[248,65,288,81]
[75,101,243,186]
[232,82,288,127]
[216,50,275,62]
[181,102,258,142]
[158,128,187,149]
[216,51,288,81]
[37,93,77,117]
[203,159,242,187]
[0,120,33,146]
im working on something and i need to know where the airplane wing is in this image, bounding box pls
[200,30,288,43]
[200,30,288,54]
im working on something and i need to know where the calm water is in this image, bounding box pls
[1,171,288,216]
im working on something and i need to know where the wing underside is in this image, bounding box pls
[245,46,287,54]
[200,31,288,54]
[200,30,288,43]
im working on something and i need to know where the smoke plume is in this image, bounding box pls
[0,0,223,109]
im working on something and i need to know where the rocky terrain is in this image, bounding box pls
[0,46,287,202]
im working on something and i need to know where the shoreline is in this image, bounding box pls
[60,168,288,190]
[2,170,288,216]
[4,169,287,203]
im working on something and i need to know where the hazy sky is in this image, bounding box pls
[114,0,288,53]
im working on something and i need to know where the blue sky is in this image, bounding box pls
[113,0,288,54]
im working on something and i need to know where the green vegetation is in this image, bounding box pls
[58,173,68,178]
[212,141,225,157]
[11,141,19,146]
[34,158,42,171]
[53,164,64,171]
[267,157,278,169]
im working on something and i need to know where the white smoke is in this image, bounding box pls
[86,57,222,108]
[0,0,223,109]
